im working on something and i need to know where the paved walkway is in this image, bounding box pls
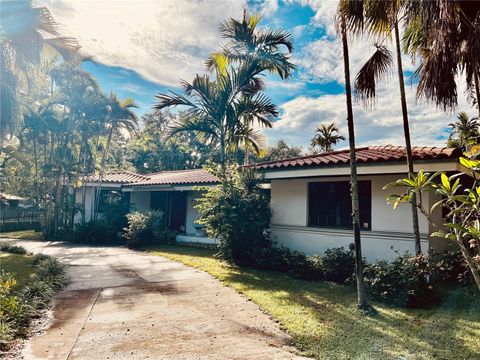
[11,240,307,360]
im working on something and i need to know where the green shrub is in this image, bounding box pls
[0,241,27,254]
[364,253,435,308]
[70,220,118,244]
[0,255,67,350]
[196,166,271,266]
[322,246,355,283]
[123,210,166,248]
[431,250,474,286]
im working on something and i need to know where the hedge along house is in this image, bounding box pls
[75,169,220,244]
[251,146,463,262]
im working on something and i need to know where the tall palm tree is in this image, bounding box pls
[0,0,81,136]
[154,63,278,167]
[447,111,479,150]
[339,0,422,255]
[93,94,138,220]
[206,12,295,164]
[311,122,346,153]
[336,5,369,311]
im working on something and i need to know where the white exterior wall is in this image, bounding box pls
[74,186,95,223]
[270,174,437,262]
[129,191,151,212]
[185,191,201,234]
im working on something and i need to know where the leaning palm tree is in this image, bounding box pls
[336,4,369,311]
[339,0,422,255]
[154,62,278,168]
[311,122,346,153]
[447,111,479,150]
[206,11,295,164]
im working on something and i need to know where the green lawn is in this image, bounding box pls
[0,230,44,240]
[145,245,480,360]
[0,252,36,289]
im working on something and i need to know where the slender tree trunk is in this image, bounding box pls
[340,16,368,310]
[394,22,422,255]
[94,127,113,221]
[33,132,39,204]
[473,66,480,118]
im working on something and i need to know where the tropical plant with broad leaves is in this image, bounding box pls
[205,12,295,163]
[384,156,480,291]
[154,63,278,167]
[311,122,346,153]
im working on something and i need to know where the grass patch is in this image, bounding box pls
[0,252,35,289]
[0,230,44,241]
[146,245,480,360]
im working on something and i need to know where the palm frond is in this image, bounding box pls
[355,44,393,104]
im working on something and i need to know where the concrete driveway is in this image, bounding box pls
[10,240,306,360]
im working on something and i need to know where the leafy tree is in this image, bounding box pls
[339,0,422,255]
[195,165,271,265]
[447,112,479,150]
[385,156,480,291]
[311,122,346,153]
[262,140,303,161]
[336,5,369,311]
[126,110,219,173]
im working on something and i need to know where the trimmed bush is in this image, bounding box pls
[364,253,435,308]
[0,240,27,254]
[322,246,355,283]
[431,250,474,286]
[70,220,118,244]
[123,210,171,248]
[0,222,41,233]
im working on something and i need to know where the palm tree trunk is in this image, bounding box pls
[33,132,39,204]
[394,22,422,255]
[473,66,480,118]
[340,15,368,310]
[94,127,113,221]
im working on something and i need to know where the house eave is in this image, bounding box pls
[258,159,460,180]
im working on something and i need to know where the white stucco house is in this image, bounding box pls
[250,145,463,261]
[75,169,220,244]
[76,145,463,261]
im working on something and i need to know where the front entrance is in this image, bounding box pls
[150,191,186,231]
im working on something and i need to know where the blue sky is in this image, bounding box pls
[40,0,473,150]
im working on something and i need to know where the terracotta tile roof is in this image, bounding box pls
[84,171,150,184]
[125,169,219,187]
[250,146,462,170]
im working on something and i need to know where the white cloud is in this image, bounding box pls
[37,0,247,87]
[265,75,474,148]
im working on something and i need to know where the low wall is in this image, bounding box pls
[176,234,219,245]
[271,225,429,262]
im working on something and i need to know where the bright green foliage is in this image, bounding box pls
[384,156,480,290]
[195,166,271,265]
[123,210,175,248]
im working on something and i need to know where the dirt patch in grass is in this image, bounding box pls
[146,244,480,360]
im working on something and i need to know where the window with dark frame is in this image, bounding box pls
[308,181,371,230]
